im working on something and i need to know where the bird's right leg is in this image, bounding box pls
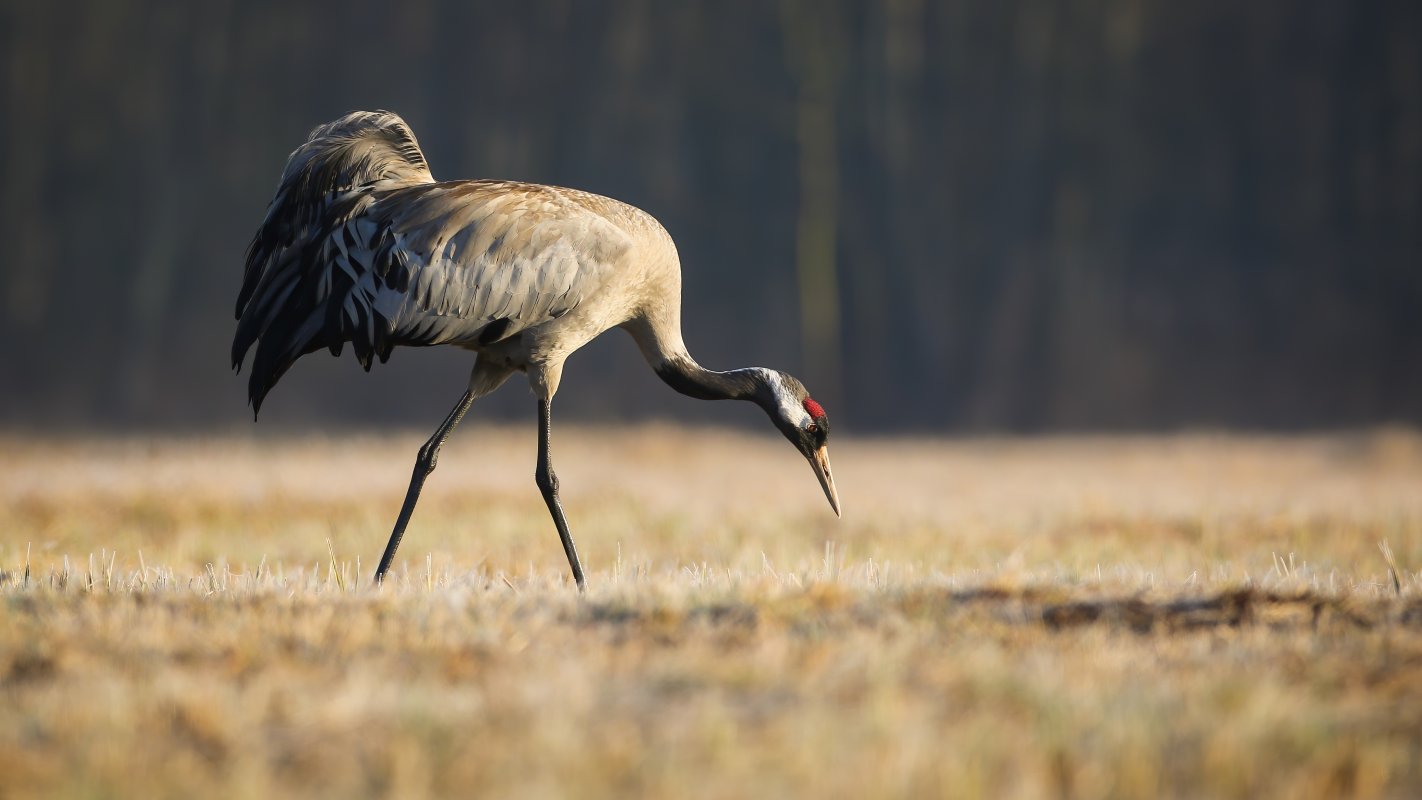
[373,389,475,584]
[534,398,587,591]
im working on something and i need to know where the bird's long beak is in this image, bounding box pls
[808,445,841,517]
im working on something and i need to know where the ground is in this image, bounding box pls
[2,428,1421,799]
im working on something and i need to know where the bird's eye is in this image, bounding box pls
[806,422,818,434]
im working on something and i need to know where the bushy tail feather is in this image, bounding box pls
[232,110,434,415]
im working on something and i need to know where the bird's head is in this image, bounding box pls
[755,370,841,517]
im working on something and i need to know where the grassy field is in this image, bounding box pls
[2,427,1421,799]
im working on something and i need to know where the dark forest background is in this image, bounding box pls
[2,1,1419,432]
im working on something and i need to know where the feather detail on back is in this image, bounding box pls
[232,111,633,415]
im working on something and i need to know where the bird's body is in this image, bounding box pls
[235,117,684,410]
[234,111,838,587]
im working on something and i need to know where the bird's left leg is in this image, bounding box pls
[373,389,474,584]
[535,398,587,591]
[373,359,512,585]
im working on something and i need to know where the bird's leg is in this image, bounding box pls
[535,399,587,591]
[373,390,476,584]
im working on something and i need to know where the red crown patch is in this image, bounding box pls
[803,398,826,420]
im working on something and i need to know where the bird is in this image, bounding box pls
[233,110,840,589]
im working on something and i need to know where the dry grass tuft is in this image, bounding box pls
[2,427,1422,798]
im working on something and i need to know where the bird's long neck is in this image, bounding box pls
[656,355,764,402]
[624,314,767,404]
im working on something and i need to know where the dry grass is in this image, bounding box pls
[3,427,1422,799]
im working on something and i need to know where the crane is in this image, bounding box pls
[233,110,840,589]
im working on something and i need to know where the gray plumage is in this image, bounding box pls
[234,110,666,414]
[233,110,839,588]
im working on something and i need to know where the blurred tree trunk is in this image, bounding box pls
[781,0,845,406]
[2,3,55,330]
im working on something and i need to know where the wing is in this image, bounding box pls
[234,179,633,413]
[369,181,633,349]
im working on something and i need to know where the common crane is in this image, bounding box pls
[233,111,839,589]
